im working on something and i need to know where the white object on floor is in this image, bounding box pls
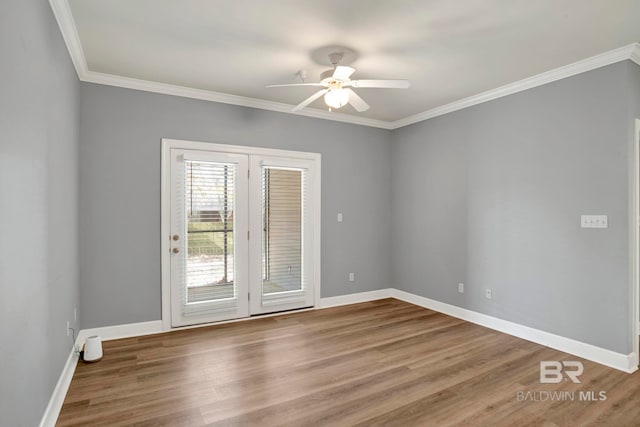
[84,335,103,362]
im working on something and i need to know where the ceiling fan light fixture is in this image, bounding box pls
[324,87,349,109]
[268,50,406,113]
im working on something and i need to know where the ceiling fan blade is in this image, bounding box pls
[266,83,327,88]
[345,89,370,112]
[292,89,329,111]
[350,79,410,89]
[332,66,355,80]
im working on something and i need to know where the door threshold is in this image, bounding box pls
[169,305,316,332]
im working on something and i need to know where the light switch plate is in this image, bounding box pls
[581,215,608,229]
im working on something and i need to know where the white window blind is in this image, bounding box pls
[179,160,238,316]
[260,166,308,301]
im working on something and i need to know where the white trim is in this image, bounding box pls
[48,0,640,130]
[39,287,638,425]
[83,71,393,130]
[318,288,393,308]
[389,43,640,129]
[49,0,391,129]
[313,162,322,313]
[631,48,640,67]
[38,349,79,427]
[162,138,322,161]
[48,0,87,79]
[77,290,394,349]
[76,320,163,348]
[161,140,171,331]
[633,119,640,353]
[56,288,639,372]
[161,138,321,331]
[70,291,393,349]
[390,289,638,373]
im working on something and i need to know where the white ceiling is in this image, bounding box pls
[65,0,640,124]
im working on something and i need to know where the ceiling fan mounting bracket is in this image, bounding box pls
[310,46,357,66]
[328,52,344,66]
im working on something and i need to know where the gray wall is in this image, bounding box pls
[391,61,635,354]
[0,4,636,422]
[78,83,392,328]
[0,1,80,426]
[629,61,640,350]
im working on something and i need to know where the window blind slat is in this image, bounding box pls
[261,167,306,296]
[182,160,237,316]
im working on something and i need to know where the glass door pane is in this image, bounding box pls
[262,167,303,294]
[170,150,248,326]
[249,156,316,315]
[185,161,236,304]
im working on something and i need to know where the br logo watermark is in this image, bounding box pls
[539,361,583,383]
[515,360,606,402]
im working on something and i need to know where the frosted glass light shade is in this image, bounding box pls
[324,88,349,109]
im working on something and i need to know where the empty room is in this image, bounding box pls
[3,0,640,426]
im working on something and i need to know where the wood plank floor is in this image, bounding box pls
[57,299,640,426]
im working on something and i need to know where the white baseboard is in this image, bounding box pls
[318,288,393,308]
[40,320,164,426]
[76,320,163,347]
[38,349,79,427]
[72,290,393,349]
[41,288,637,426]
[390,289,638,373]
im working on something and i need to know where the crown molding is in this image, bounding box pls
[48,0,392,129]
[49,0,87,78]
[390,43,640,129]
[82,71,393,129]
[630,44,640,67]
[50,0,638,131]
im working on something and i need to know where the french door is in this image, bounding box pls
[163,140,319,327]
[249,156,315,315]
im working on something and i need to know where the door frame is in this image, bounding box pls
[161,138,321,331]
[632,118,640,366]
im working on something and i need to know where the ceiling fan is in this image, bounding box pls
[266,52,410,113]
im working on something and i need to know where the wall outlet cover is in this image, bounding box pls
[580,215,608,228]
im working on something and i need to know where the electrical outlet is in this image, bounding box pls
[458,283,464,293]
[337,213,343,222]
[580,215,608,229]
[349,272,355,282]
[66,321,70,336]
[485,288,492,299]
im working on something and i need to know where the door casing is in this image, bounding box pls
[161,138,321,331]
